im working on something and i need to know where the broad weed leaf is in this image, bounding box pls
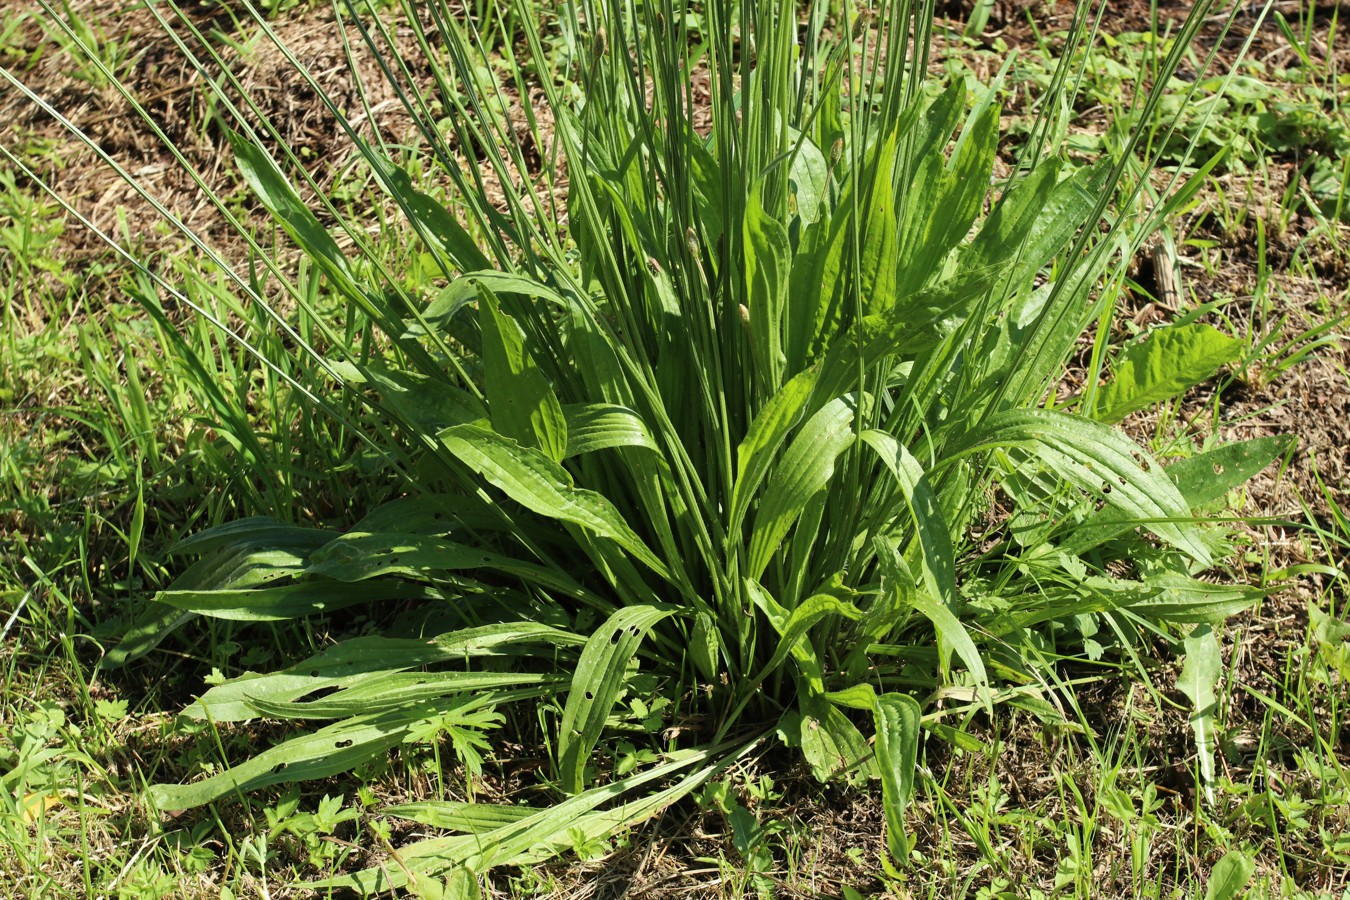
[229,132,394,328]
[1203,850,1255,900]
[799,692,878,785]
[245,675,556,720]
[151,579,434,622]
[860,131,900,316]
[749,592,863,688]
[185,624,584,722]
[894,84,994,293]
[1126,574,1264,625]
[1093,323,1243,423]
[860,432,959,612]
[334,363,485,432]
[423,271,570,328]
[562,403,662,458]
[103,526,334,667]
[787,130,829,226]
[382,801,534,832]
[874,536,989,698]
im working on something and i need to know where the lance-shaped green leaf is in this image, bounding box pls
[1057,436,1291,556]
[895,97,998,293]
[860,431,959,612]
[334,362,485,433]
[951,409,1210,564]
[230,132,393,325]
[150,709,423,810]
[1093,323,1243,424]
[246,674,559,719]
[748,592,863,688]
[316,740,756,893]
[861,131,900,315]
[346,495,498,537]
[785,210,838,373]
[151,579,436,622]
[479,285,568,462]
[874,536,989,697]
[557,604,677,794]
[748,395,859,579]
[305,532,600,605]
[166,518,329,557]
[1178,623,1222,806]
[361,138,491,273]
[1165,435,1293,511]
[103,526,334,668]
[873,693,922,863]
[1126,574,1264,625]
[562,403,661,458]
[382,801,535,833]
[745,185,791,390]
[731,367,820,534]
[186,624,584,722]
[438,423,671,581]
[799,691,879,785]
[964,157,1107,291]
[690,611,721,682]
[423,271,571,326]
[787,129,829,227]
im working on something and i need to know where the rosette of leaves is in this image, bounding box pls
[4,0,1284,891]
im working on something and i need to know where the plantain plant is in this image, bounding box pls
[2,0,1286,892]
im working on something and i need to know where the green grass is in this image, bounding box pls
[0,0,1347,897]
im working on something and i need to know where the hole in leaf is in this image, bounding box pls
[335,739,353,749]
[584,691,594,700]
[610,630,622,644]
[272,763,287,774]
[1213,463,1225,474]
[1101,483,1113,494]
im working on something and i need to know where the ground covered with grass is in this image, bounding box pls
[1,1,1348,897]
